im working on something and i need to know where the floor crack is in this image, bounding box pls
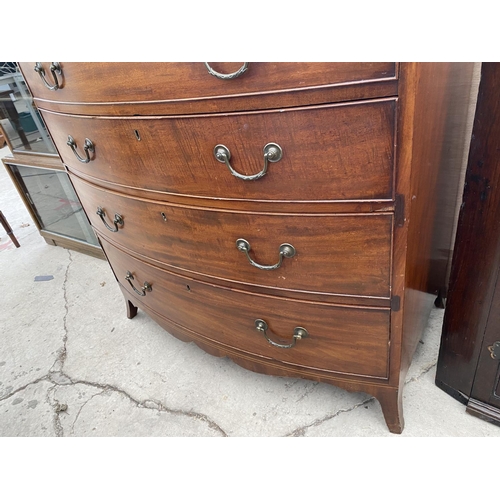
[0,376,49,403]
[141,399,228,436]
[46,385,65,437]
[295,382,320,403]
[51,374,228,437]
[50,249,72,374]
[2,361,226,437]
[285,396,375,437]
[70,390,105,436]
[405,362,437,385]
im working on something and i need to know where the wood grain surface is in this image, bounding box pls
[19,62,396,108]
[42,99,396,203]
[100,235,391,379]
[72,174,393,298]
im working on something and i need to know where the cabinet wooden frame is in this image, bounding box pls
[1,153,104,259]
[436,63,500,427]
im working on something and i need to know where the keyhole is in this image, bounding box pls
[186,285,191,291]
[161,212,167,222]
[134,130,141,141]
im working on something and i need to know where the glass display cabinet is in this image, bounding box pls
[0,62,103,258]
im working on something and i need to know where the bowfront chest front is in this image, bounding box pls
[20,62,476,433]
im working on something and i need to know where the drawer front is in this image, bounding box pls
[43,99,396,203]
[73,175,393,298]
[100,236,390,379]
[20,62,396,105]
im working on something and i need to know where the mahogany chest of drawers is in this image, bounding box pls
[20,62,475,433]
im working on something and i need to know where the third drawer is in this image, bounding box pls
[72,175,393,299]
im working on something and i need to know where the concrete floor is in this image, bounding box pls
[1,144,500,437]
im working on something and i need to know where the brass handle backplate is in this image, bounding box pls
[67,135,95,163]
[204,62,249,80]
[125,271,152,296]
[236,238,295,270]
[255,319,309,349]
[96,207,123,232]
[214,143,282,181]
[34,62,62,90]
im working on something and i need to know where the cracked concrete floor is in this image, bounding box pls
[1,146,500,437]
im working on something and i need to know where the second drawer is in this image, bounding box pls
[43,99,396,203]
[73,175,392,298]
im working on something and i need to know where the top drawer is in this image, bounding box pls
[19,62,397,115]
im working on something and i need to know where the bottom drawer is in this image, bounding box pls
[100,236,391,379]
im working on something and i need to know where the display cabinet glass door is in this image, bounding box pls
[0,63,57,155]
[10,164,98,246]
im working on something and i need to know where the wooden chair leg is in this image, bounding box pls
[0,211,20,248]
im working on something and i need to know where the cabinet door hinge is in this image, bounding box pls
[391,295,401,311]
[488,342,500,359]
